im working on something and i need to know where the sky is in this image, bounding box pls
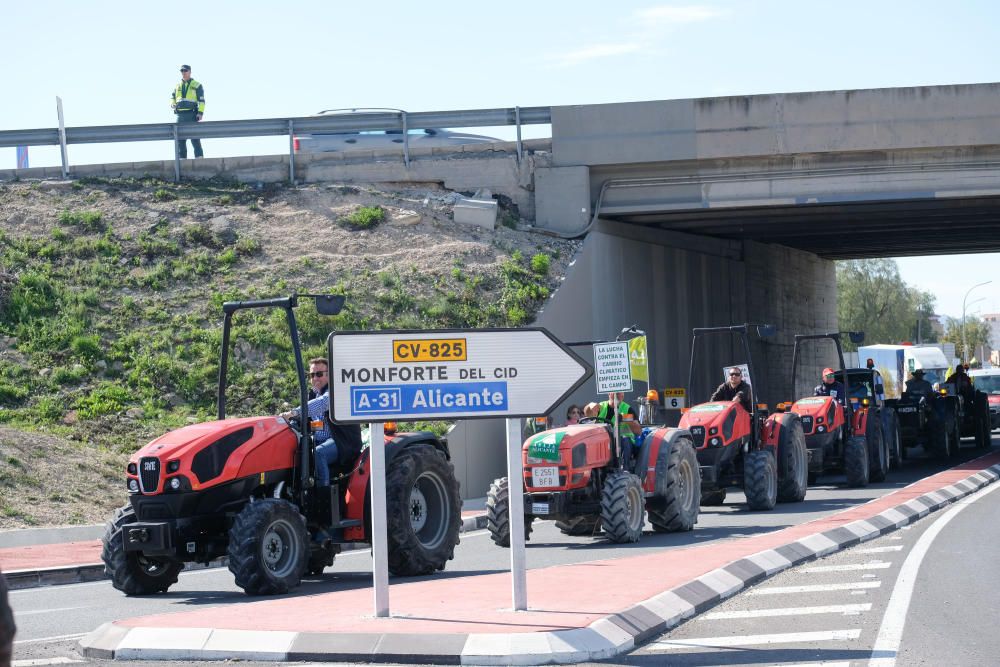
[3,0,999,319]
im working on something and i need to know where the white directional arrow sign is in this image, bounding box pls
[328,327,592,422]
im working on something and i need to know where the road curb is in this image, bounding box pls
[7,512,488,591]
[78,461,1000,664]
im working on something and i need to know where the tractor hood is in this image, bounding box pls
[131,416,289,463]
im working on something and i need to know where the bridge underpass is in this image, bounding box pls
[451,82,1000,498]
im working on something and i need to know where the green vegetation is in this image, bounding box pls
[0,178,567,519]
[341,205,385,229]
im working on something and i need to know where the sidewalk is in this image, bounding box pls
[0,499,489,590]
[76,452,1000,665]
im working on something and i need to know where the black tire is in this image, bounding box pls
[844,436,870,487]
[888,410,903,470]
[385,444,462,575]
[928,413,950,459]
[101,504,183,595]
[305,542,340,576]
[555,516,600,536]
[700,488,727,506]
[600,471,644,543]
[228,499,308,596]
[486,476,534,546]
[868,416,889,483]
[743,449,777,511]
[776,417,808,503]
[950,413,962,458]
[647,436,700,532]
[975,394,991,450]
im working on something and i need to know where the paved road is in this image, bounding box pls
[7,439,994,665]
[614,467,1000,666]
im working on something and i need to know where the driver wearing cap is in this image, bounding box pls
[814,367,846,404]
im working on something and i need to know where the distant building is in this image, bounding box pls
[982,313,1000,365]
[928,314,945,339]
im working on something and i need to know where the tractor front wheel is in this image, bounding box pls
[486,476,534,546]
[743,449,777,511]
[228,499,308,596]
[844,437,870,488]
[600,471,644,543]
[101,504,182,596]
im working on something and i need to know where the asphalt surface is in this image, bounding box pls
[5,438,998,665]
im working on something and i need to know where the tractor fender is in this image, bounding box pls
[637,427,691,495]
[761,412,796,450]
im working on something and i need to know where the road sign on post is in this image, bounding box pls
[328,327,592,614]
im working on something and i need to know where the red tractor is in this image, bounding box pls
[783,332,894,487]
[679,324,808,510]
[487,420,700,545]
[102,295,462,596]
[487,326,700,545]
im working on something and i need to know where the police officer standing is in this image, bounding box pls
[171,65,205,158]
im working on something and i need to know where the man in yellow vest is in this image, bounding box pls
[171,65,205,158]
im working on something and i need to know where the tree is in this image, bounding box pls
[837,259,936,350]
[942,315,991,363]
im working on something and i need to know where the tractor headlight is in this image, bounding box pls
[817,425,826,433]
[572,443,587,468]
[169,477,182,491]
[709,437,721,446]
[128,479,139,493]
[167,460,181,473]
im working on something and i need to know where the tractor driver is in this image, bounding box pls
[905,368,936,402]
[711,367,753,413]
[585,392,642,447]
[282,360,363,487]
[814,368,846,404]
[946,364,975,403]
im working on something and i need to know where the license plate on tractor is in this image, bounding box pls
[531,466,559,488]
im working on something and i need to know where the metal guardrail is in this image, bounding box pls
[0,106,552,182]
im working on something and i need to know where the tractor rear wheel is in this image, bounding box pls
[600,471,644,543]
[228,499,308,595]
[777,417,808,503]
[950,413,962,458]
[647,436,699,532]
[486,476,534,547]
[743,449,777,511]
[385,444,462,575]
[975,394,991,450]
[887,410,903,470]
[102,504,182,595]
[555,516,601,536]
[844,437,870,487]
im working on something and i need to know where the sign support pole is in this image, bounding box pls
[369,421,390,617]
[506,417,527,611]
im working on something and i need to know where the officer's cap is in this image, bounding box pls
[180,64,191,72]
[912,368,925,376]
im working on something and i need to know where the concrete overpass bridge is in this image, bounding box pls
[455,82,1000,497]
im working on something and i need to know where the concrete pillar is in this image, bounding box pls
[534,165,591,235]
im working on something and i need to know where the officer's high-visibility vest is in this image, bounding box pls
[172,79,205,114]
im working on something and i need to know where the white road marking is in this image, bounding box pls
[805,560,891,573]
[13,606,90,617]
[647,628,861,651]
[749,581,882,595]
[701,603,871,620]
[870,480,1000,667]
[858,545,904,553]
[13,658,84,666]
[13,633,87,645]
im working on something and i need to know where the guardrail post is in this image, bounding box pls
[56,97,70,179]
[515,106,523,164]
[172,125,181,182]
[288,120,296,184]
[401,111,410,168]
